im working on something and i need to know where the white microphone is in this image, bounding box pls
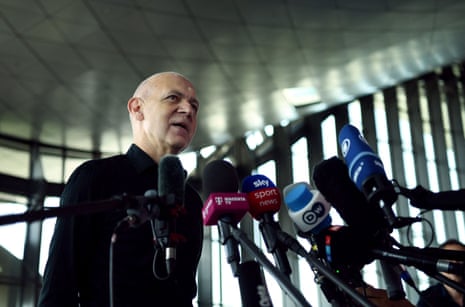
[283,182,332,236]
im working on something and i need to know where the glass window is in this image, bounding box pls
[64,157,88,182]
[0,147,29,178]
[0,200,27,260]
[291,137,309,183]
[321,115,338,160]
[290,138,326,307]
[41,154,64,183]
[39,196,60,276]
[255,161,283,306]
[210,225,240,307]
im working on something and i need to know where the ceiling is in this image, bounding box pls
[1,0,465,155]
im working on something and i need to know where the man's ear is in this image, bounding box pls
[128,97,144,120]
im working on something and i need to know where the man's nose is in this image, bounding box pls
[178,99,195,115]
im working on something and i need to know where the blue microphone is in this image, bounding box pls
[337,125,408,300]
[338,124,387,189]
[338,124,397,228]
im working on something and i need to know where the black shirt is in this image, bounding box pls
[417,283,464,307]
[38,144,204,307]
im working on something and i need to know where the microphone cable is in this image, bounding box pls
[149,218,170,281]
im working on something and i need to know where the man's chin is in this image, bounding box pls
[168,139,190,153]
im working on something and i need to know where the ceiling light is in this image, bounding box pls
[264,125,274,136]
[282,87,321,106]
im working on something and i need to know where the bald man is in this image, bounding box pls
[128,72,199,161]
[39,72,204,307]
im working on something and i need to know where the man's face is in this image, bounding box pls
[140,74,199,155]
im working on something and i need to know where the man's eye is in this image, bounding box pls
[167,95,178,101]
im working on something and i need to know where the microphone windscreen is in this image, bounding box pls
[158,155,185,205]
[241,174,276,192]
[202,160,239,199]
[312,156,386,234]
[282,182,332,235]
[201,160,248,226]
[338,124,387,190]
[241,174,281,219]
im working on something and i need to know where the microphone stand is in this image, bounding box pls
[0,193,148,226]
[217,217,241,276]
[276,230,377,307]
[418,246,465,261]
[259,214,292,278]
[0,191,168,307]
[229,225,312,307]
[371,247,465,294]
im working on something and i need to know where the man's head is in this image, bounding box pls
[128,72,199,162]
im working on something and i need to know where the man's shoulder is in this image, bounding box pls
[78,154,127,170]
[68,154,129,182]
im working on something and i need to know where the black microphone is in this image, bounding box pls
[238,260,274,307]
[153,154,186,276]
[312,156,387,235]
[313,156,408,300]
[312,226,465,276]
[370,248,465,276]
[202,159,249,276]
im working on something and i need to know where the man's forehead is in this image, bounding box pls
[155,81,199,105]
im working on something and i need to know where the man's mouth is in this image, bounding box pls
[171,122,188,131]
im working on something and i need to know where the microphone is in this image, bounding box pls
[202,159,249,276]
[153,154,186,275]
[338,124,398,227]
[313,226,465,276]
[283,181,373,269]
[370,248,465,277]
[282,182,332,237]
[313,156,408,300]
[312,156,387,235]
[238,260,274,307]
[282,182,368,306]
[241,174,292,277]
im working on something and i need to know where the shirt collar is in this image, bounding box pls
[126,144,157,174]
[126,144,188,178]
